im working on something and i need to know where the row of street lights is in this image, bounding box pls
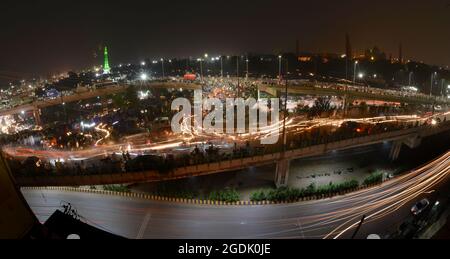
[197,54,252,81]
[351,61,444,97]
[138,56,447,98]
[139,54,286,81]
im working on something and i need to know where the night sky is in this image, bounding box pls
[1,0,449,82]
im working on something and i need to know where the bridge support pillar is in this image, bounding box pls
[404,135,422,149]
[389,141,402,161]
[275,159,290,188]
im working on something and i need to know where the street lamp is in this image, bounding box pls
[140,73,148,81]
[246,57,249,79]
[358,73,364,79]
[197,58,204,81]
[160,58,165,78]
[220,56,223,78]
[236,56,240,78]
[408,72,414,86]
[430,72,437,97]
[278,55,282,80]
[353,61,359,84]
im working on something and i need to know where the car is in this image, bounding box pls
[411,198,430,216]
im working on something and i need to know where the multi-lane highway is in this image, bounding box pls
[5,112,447,162]
[22,151,450,239]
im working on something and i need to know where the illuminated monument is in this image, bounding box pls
[103,46,111,74]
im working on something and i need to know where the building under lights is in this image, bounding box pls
[103,46,111,74]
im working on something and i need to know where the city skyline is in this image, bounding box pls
[0,0,449,82]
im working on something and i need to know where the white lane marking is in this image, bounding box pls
[41,192,47,203]
[136,212,152,239]
[297,218,305,239]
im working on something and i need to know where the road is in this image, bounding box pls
[22,150,450,239]
[0,82,200,117]
[5,112,446,162]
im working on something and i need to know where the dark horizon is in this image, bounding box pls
[1,0,449,83]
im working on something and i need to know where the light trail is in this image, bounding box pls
[318,151,450,239]
[21,150,450,239]
[94,123,111,146]
[2,111,449,164]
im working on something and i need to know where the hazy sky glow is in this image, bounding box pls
[0,0,449,81]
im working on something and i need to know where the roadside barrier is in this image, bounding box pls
[21,178,389,206]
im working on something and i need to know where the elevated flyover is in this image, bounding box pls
[2,80,447,119]
[258,84,449,105]
[0,82,201,118]
[13,117,450,187]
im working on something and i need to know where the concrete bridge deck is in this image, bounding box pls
[2,81,447,118]
[13,118,450,187]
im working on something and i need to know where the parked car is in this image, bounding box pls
[411,198,430,216]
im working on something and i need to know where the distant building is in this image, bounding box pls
[364,46,386,61]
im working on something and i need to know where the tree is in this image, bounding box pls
[308,97,334,118]
[113,86,138,109]
[125,85,139,105]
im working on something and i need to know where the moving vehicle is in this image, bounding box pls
[411,198,430,216]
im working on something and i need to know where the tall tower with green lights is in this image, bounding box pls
[103,46,111,74]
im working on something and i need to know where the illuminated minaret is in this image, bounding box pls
[103,46,111,74]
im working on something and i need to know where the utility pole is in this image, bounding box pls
[353,61,358,84]
[200,60,203,82]
[283,78,288,153]
[430,72,436,97]
[246,56,249,79]
[351,215,366,239]
[408,72,413,86]
[237,56,240,97]
[161,58,165,78]
[278,55,282,83]
[220,56,223,78]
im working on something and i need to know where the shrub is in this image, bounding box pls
[103,184,130,192]
[249,179,360,202]
[208,188,240,202]
[363,173,383,186]
[250,190,267,202]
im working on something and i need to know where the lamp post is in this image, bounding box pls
[236,55,240,78]
[198,58,204,82]
[236,56,240,97]
[246,57,249,79]
[160,58,165,78]
[278,55,282,82]
[220,56,223,78]
[140,73,148,81]
[408,72,413,86]
[430,72,437,97]
[140,73,148,92]
[353,61,359,84]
